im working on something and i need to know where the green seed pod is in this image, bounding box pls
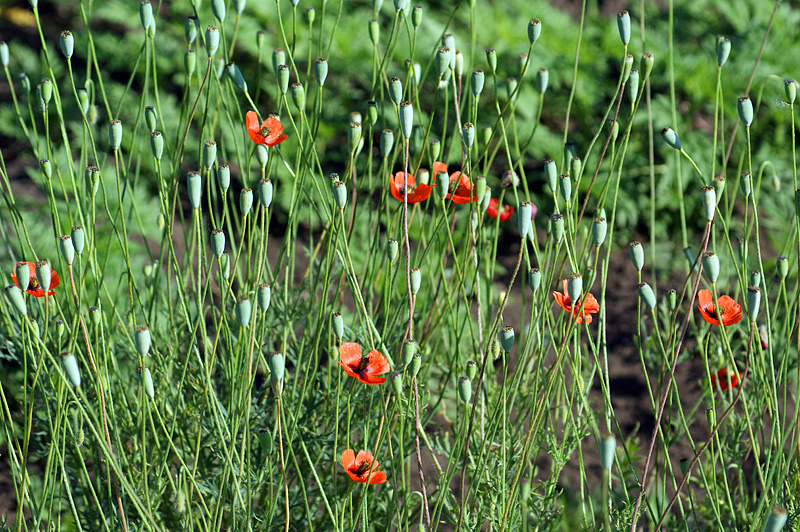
[253,144,268,168]
[629,241,644,271]
[528,268,541,292]
[544,159,557,191]
[567,273,582,303]
[417,168,430,186]
[518,202,533,238]
[19,73,31,95]
[712,176,725,203]
[638,282,656,309]
[219,253,231,279]
[0,42,8,67]
[660,127,681,150]
[109,119,123,150]
[186,171,202,209]
[265,352,284,383]
[40,158,51,180]
[480,187,492,211]
[528,18,541,45]
[441,33,455,69]
[150,131,164,160]
[749,269,761,288]
[402,339,417,366]
[143,106,157,132]
[333,181,347,209]
[135,325,151,357]
[462,122,475,148]
[205,26,219,57]
[387,238,399,263]
[61,352,81,387]
[380,129,394,157]
[258,283,271,312]
[600,433,615,470]
[394,0,408,12]
[216,164,230,192]
[565,142,577,161]
[485,48,497,74]
[184,50,196,76]
[36,261,51,293]
[59,235,75,265]
[15,261,31,291]
[764,507,788,532]
[700,185,716,221]
[347,121,362,151]
[368,19,380,45]
[741,171,752,197]
[410,352,422,378]
[500,325,515,352]
[747,286,760,322]
[225,62,248,92]
[390,371,403,395]
[314,58,328,86]
[506,77,518,102]
[290,82,306,111]
[399,101,413,139]
[211,0,226,21]
[142,367,154,398]
[474,176,487,203]
[430,138,441,161]
[67,227,84,256]
[716,37,731,67]
[777,256,788,280]
[621,54,633,83]
[388,76,402,105]
[235,297,252,327]
[737,96,753,127]
[471,69,485,97]
[617,10,631,45]
[55,319,65,337]
[276,64,289,94]
[558,174,571,202]
[628,69,639,102]
[436,171,449,200]
[640,52,654,80]
[332,312,344,340]
[258,178,273,208]
[411,5,422,27]
[455,50,463,77]
[239,188,253,216]
[139,1,154,31]
[458,376,472,404]
[550,214,564,244]
[185,16,198,43]
[785,79,797,104]
[60,31,74,59]
[88,306,101,326]
[4,284,27,316]
[667,288,677,310]
[77,88,89,114]
[305,6,315,24]
[215,58,226,80]
[272,49,286,74]
[210,229,226,258]
[410,267,421,295]
[702,251,720,283]
[536,68,548,95]
[367,101,378,125]
[592,217,607,246]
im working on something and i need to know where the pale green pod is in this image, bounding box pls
[331,312,344,339]
[15,261,31,291]
[4,284,27,316]
[211,0,226,22]
[410,267,421,295]
[528,18,541,45]
[226,62,248,92]
[500,325,514,352]
[217,164,230,192]
[143,367,154,398]
[205,26,219,57]
[36,261,51,293]
[235,297,252,327]
[629,241,644,271]
[59,235,75,265]
[150,131,164,160]
[258,178,273,207]
[702,251,720,283]
[268,352,285,382]
[458,376,472,404]
[109,119,123,150]
[567,273,582,303]
[239,188,253,216]
[544,159,557,191]
[600,433,615,470]
[638,282,656,309]
[135,325,151,357]
[315,58,328,86]
[186,171,202,209]
[61,352,81,387]
[528,268,541,292]
[258,283,271,312]
[210,229,225,258]
[592,217,607,246]
[617,10,630,46]
[763,507,788,532]
[517,202,533,238]
[536,68,548,95]
[399,101,413,138]
[747,286,760,322]
[60,30,74,59]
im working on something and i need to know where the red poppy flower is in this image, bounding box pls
[338,342,390,385]
[341,449,387,484]
[552,279,600,324]
[246,110,288,146]
[710,367,740,392]
[487,198,513,222]
[11,261,60,297]
[390,171,432,204]
[447,171,478,204]
[697,289,742,326]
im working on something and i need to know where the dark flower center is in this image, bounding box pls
[355,461,371,475]
[260,126,271,138]
[355,356,370,373]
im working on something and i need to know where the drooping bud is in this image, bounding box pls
[637,282,656,309]
[660,127,681,150]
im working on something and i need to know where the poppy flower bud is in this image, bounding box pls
[39,158,51,180]
[59,235,75,265]
[544,159,557,191]
[785,79,797,104]
[183,50,196,76]
[528,18,541,45]
[455,50,464,77]
[622,54,633,83]
[660,127,681,150]
[592,217,607,246]
[253,283,270,313]
[740,171,751,197]
[225,62,247,92]
[711,175,725,201]
[409,352,422,377]
[403,339,417,366]
[186,171,202,209]
[485,48,497,74]
[20,74,32,98]
[462,122,475,148]
[147,131,163,160]
[60,31,74,59]
[777,256,788,280]
[500,325,515,352]
[458,376,472,404]
[638,282,656,309]
[76,88,89,114]
[36,261,51,293]
[135,325,151,357]
[53,320,65,339]
[667,288,677,310]
[88,306,101,326]
[209,229,225,258]
[139,367,154,398]
[235,297,252,328]
[536,68,549,95]
[138,1,154,31]
[205,26,219,57]
[759,323,768,349]
[600,433,615,470]
[15,261,31,291]
[4,285,27,316]
[550,214,564,244]
[617,10,631,45]
[257,178,273,208]
[716,37,731,67]
[301,5,313,23]
[380,238,397,265]
[109,119,123,151]
[386,371,402,395]
[627,69,639,102]
[239,188,253,216]
[749,270,761,288]
[262,352,284,386]
[471,69,484,97]
[474,176,487,203]
[291,82,306,111]
[410,267,421,295]
[332,181,347,209]
[274,65,289,95]
[60,352,81,387]
[506,78,518,102]
[737,236,747,263]
[745,286,760,322]
[363,101,377,126]
[628,241,644,271]
[764,507,788,532]
[737,97,753,127]
[394,0,408,11]
[607,120,619,142]
[640,52,654,81]
[140,104,156,132]
[518,202,533,238]
[343,121,360,152]
[366,19,380,46]
[567,273,582,303]
[702,251,720,283]
[528,268,541,292]
[558,174,571,202]
[480,188,492,212]
[332,312,344,340]
[490,339,502,361]
[0,42,8,67]
[399,101,413,139]
[310,58,328,87]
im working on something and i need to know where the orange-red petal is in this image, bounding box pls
[246,111,264,144]
[338,343,390,385]
[487,198,513,222]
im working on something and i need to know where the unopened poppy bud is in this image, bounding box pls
[61,352,81,387]
[399,101,413,138]
[471,69,484,97]
[409,352,422,377]
[60,31,74,59]
[205,26,219,57]
[741,171,751,197]
[600,433,615,470]
[40,158,51,180]
[698,185,716,221]
[138,1,154,32]
[500,325,515,352]
[77,88,89,114]
[746,285,760,322]
[544,159,557,191]
[109,119,123,150]
[290,82,306,110]
[394,0,408,11]
[667,288,677,310]
[536,68,548,95]
[403,339,417,366]
[385,237,399,263]
[332,312,344,340]
[462,122,475,148]
[679,458,689,476]
[411,4,422,27]
[592,217,607,246]
[239,188,253,216]
[518,202,533,238]
[215,56,225,78]
[426,140,440,164]
[625,241,643,271]
[183,49,196,76]
[490,339,502,360]
[0,42,8,67]
[347,121,361,151]
[567,273,582,303]
[777,256,788,280]
[474,176,487,203]
[28,320,40,337]
[638,282,656,309]
[140,367,154,398]
[759,323,768,349]
[628,69,639,102]
[273,64,288,94]
[640,52,654,80]
[485,48,497,74]
[702,251,720,283]
[146,131,163,160]
[550,214,564,244]
[621,54,633,83]
[712,175,725,202]
[186,171,202,209]
[36,261,51,292]
[258,178,273,208]
[737,97,753,127]
[88,306,101,326]
[785,79,797,104]
[703,406,715,428]
[737,236,747,262]
[235,297,252,327]
[661,127,681,150]
[366,101,378,125]
[388,77,403,105]
[252,284,270,313]
[558,174,571,202]
[617,10,631,45]
[135,325,151,357]
[412,168,427,186]
[528,18,541,45]
[716,37,731,67]
[332,181,347,209]
[185,16,198,43]
[59,235,75,265]
[225,62,247,92]
[55,319,65,337]
[390,371,403,395]
[410,267,421,295]
[454,50,463,77]
[68,226,85,257]
[480,188,492,211]
[4,285,27,316]
[263,352,284,384]
[764,507,788,532]
[458,376,472,404]
[749,270,761,287]
[528,268,541,292]
[157,214,164,230]
[376,128,393,157]
[209,229,225,258]
[506,78,518,102]
[368,19,380,45]
[441,33,455,67]
[15,261,31,291]
[303,6,314,23]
